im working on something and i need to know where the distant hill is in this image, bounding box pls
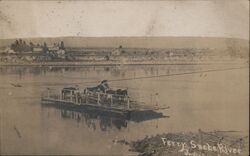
[0,36,248,50]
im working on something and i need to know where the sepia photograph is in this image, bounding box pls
[0,0,249,155]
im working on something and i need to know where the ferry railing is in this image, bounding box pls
[43,89,131,110]
[84,90,131,110]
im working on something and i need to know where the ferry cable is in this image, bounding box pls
[81,66,248,84]
[8,66,248,88]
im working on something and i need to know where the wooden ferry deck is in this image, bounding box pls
[41,86,169,121]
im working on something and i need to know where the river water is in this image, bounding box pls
[0,64,248,155]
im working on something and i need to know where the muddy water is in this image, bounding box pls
[0,64,248,155]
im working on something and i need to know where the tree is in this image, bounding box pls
[60,41,65,50]
[23,41,29,52]
[29,42,34,52]
[43,42,48,53]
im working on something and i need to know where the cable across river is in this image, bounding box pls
[80,66,248,84]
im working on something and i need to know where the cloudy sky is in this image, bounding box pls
[0,0,249,39]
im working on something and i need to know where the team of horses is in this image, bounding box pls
[85,80,128,97]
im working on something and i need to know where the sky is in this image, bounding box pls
[0,0,249,40]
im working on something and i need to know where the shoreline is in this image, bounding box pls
[118,129,249,156]
[0,60,248,67]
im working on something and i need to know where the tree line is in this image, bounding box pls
[10,39,65,53]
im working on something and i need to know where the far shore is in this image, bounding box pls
[0,60,248,67]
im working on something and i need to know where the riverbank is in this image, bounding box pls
[0,60,248,67]
[118,130,249,156]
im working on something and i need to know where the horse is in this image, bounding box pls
[116,89,128,96]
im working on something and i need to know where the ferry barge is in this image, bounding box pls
[41,80,168,121]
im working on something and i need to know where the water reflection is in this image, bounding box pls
[0,65,201,78]
[0,65,203,88]
[42,105,128,131]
